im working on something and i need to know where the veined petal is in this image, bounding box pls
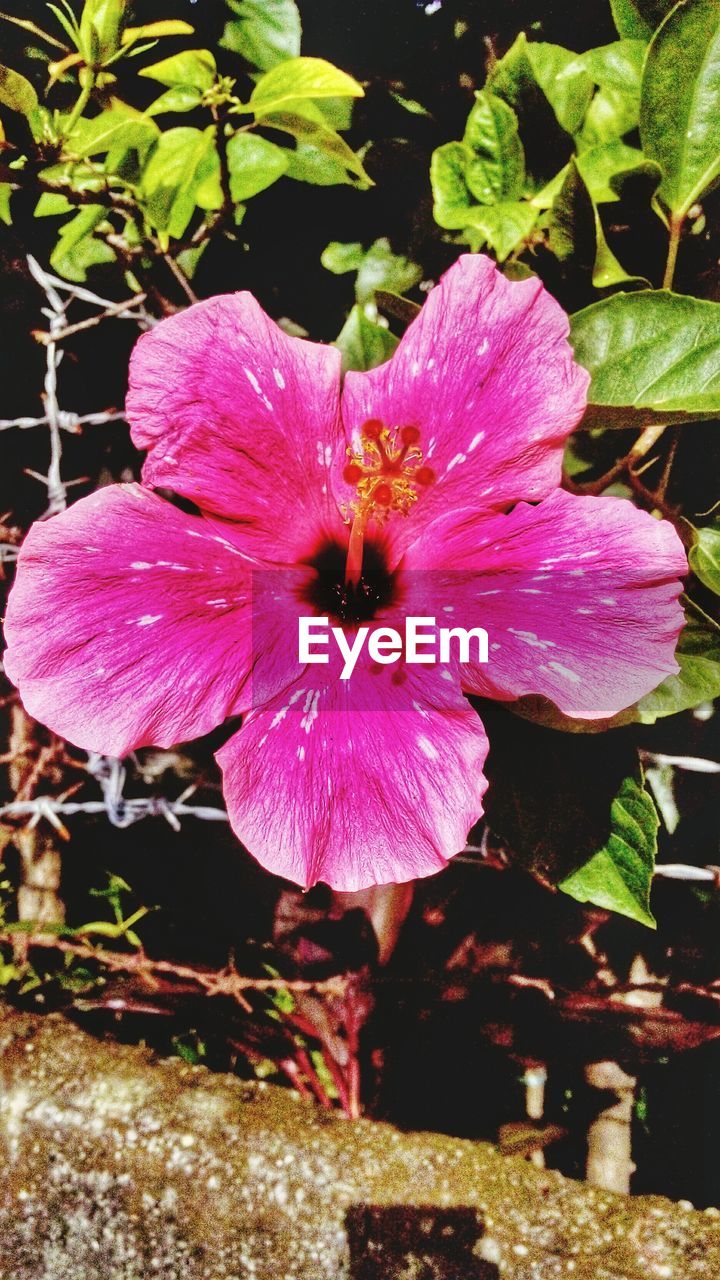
[4,485,255,756]
[336,254,589,560]
[402,488,686,719]
[217,659,488,891]
[126,293,346,563]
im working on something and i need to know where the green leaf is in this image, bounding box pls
[464,201,538,261]
[581,141,657,203]
[221,0,301,71]
[549,159,642,287]
[226,130,289,200]
[334,305,398,373]
[571,39,646,94]
[321,241,365,274]
[49,205,115,281]
[633,609,720,722]
[47,2,81,49]
[122,20,195,43]
[68,103,159,164]
[146,86,204,116]
[610,0,676,41]
[0,182,11,224]
[533,143,658,209]
[462,89,525,204]
[432,134,535,258]
[561,40,645,146]
[390,91,432,118]
[263,110,370,185]
[570,290,720,428]
[322,240,422,307]
[579,84,641,146]
[140,126,217,240]
[35,192,74,216]
[689,523,720,595]
[549,159,597,266]
[79,0,123,62]
[139,49,216,92]
[352,238,422,306]
[315,95,354,131]
[431,140,475,229]
[592,218,645,289]
[640,0,720,220]
[559,776,657,928]
[248,57,363,117]
[489,33,594,139]
[482,703,645,894]
[176,238,209,281]
[645,763,680,834]
[0,64,40,132]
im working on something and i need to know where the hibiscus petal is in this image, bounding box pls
[217,660,488,891]
[336,254,589,558]
[4,485,255,756]
[126,293,346,563]
[402,488,686,719]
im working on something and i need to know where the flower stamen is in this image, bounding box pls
[344,419,435,585]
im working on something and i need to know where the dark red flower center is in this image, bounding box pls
[301,537,397,624]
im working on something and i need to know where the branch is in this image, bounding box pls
[0,930,350,1015]
[0,166,138,214]
[32,293,148,345]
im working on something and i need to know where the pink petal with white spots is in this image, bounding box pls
[336,254,589,560]
[217,657,489,891]
[402,488,686,719]
[3,485,255,757]
[126,293,346,564]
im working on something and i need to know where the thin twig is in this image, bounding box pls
[0,930,350,1015]
[163,253,199,305]
[1,167,137,214]
[641,751,720,774]
[33,294,148,345]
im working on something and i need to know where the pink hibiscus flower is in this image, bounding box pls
[3,256,686,891]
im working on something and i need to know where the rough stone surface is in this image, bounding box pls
[0,1007,718,1279]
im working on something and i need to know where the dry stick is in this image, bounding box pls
[656,427,680,504]
[32,294,148,345]
[584,1060,637,1194]
[0,167,137,214]
[8,708,65,942]
[163,253,199,306]
[25,259,154,323]
[523,1065,548,1169]
[0,929,349,1015]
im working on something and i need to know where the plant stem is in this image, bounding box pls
[163,253,199,305]
[662,215,683,290]
[213,110,233,223]
[63,70,95,139]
